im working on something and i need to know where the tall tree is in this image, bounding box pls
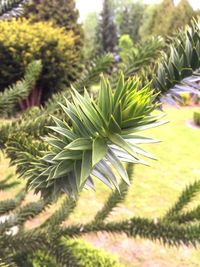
[168,0,196,31]
[139,4,158,40]
[140,0,198,40]
[98,0,117,53]
[151,0,175,37]
[83,12,99,59]
[116,1,145,43]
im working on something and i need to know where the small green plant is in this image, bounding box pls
[118,34,134,63]
[179,92,191,106]
[193,110,200,126]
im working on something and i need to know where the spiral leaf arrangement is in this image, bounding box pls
[22,73,167,198]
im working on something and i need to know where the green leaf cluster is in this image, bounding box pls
[21,74,166,198]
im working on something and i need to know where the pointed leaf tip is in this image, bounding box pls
[92,137,108,166]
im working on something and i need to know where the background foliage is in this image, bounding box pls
[0,18,81,103]
[24,0,83,51]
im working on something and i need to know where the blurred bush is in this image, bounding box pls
[0,18,82,103]
[23,0,83,54]
[67,239,122,267]
[179,92,191,106]
[194,110,200,126]
[118,34,134,63]
[16,239,122,267]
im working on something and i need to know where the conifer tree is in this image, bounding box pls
[98,0,117,54]
[148,0,198,36]
[82,12,99,60]
[168,0,196,31]
[152,0,175,37]
[139,4,158,41]
[117,1,145,43]
[118,6,129,36]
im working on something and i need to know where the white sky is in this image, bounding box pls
[76,0,200,21]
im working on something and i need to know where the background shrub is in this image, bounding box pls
[23,0,83,58]
[0,18,81,103]
[65,239,122,267]
[16,239,122,267]
[193,110,200,126]
[118,34,134,63]
[179,92,191,106]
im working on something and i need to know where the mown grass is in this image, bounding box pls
[0,107,200,266]
[67,107,200,223]
[70,106,200,266]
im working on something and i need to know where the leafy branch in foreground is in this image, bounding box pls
[11,73,166,198]
[0,60,42,116]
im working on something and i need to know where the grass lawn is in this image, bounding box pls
[0,106,200,267]
[69,106,200,267]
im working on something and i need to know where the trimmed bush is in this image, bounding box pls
[118,34,134,63]
[0,18,81,102]
[68,239,122,267]
[194,110,200,126]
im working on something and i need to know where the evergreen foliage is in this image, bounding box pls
[139,0,198,39]
[149,19,200,96]
[82,12,99,59]
[121,36,164,80]
[0,174,20,191]
[139,4,158,41]
[116,1,145,42]
[0,53,114,149]
[97,0,117,53]
[2,164,200,266]
[7,74,165,199]
[0,18,81,103]
[118,34,134,63]
[24,0,83,50]
[168,0,195,32]
[24,0,79,32]
[0,60,42,115]
[151,0,175,37]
